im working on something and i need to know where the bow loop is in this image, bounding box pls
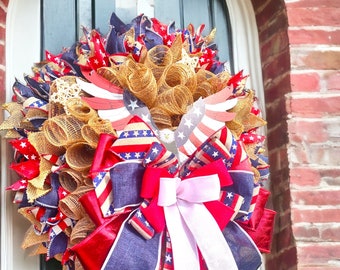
[158,174,220,206]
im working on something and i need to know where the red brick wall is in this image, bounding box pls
[286,0,340,269]
[251,0,340,269]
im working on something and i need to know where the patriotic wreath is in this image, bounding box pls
[1,12,275,270]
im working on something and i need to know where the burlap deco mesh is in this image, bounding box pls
[149,106,173,130]
[194,69,216,99]
[83,176,95,188]
[30,244,47,256]
[70,215,96,245]
[28,131,65,157]
[18,207,42,230]
[97,65,122,86]
[215,71,231,91]
[65,142,96,172]
[144,45,173,82]
[117,59,158,108]
[21,225,49,249]
[29,158,53,190]
[169,34,183,63]
[65,98,97,123]
[156,85,193,116]
[3,129,21,139]
[0,102,35,132]
[59,186,93,221]
[0,103,24,131]
[25,107,48,120]
[88,116,115,134]
[26,184,50,203]
[42,114,84,147]
[193,82,214,100]
[170,114,183,128]
[81,116,116,148]
[157,63,197,94]
[59,168,84,192]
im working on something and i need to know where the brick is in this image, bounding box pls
[287,96,340,117]
[0,68,5,99]
[251,0,271,15]
[297,243,340,265]
[288,145,310,165]
[292,208,340,223]
[291,190,340,206]
[288,29,340,45]
[290,72,320,92]
[292,224,320,240]
[280,210,293,229]
[0,44,4,66]
[325,71,340,90]
[321,224,340,242]
[287,7,340,27]
[288,120,327,143]
[268,147,289,175]
[289,143,340,167]
[304,51,340,70]
[320,169,340,186]
[255,0,286,30]
[291,50,340,70]
[264,72,291,104]
[299,262,339,270]
[266,246,298,270]
[308,144,340,166]
[261,30,290,60]
[269,168,290,197]
[0,26,5,42]
[323,118,340,142]
[293,223,340,242]
[277,226,295,251]
[290,167,321,187]
[265,97,288,126]
[0,6,6,25]
[272,186,292,213]
[267,119,289,148]
[286,0,340,8]
[262,50,291,82]
[320,168,340,178]
[258,10,289,42]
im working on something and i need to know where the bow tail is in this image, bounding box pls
[164,204,199,270]
[179,201,238,270]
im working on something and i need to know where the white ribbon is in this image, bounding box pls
[158,175,238,270]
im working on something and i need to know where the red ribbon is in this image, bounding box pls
[139,159,235,233]
[89,133,122,178]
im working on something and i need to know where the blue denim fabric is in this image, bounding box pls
[227,171,255,212]
[102,210,162,270]
[223,221,262,270]
[110,161,145,211]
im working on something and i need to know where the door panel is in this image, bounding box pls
[41,0,232,64]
